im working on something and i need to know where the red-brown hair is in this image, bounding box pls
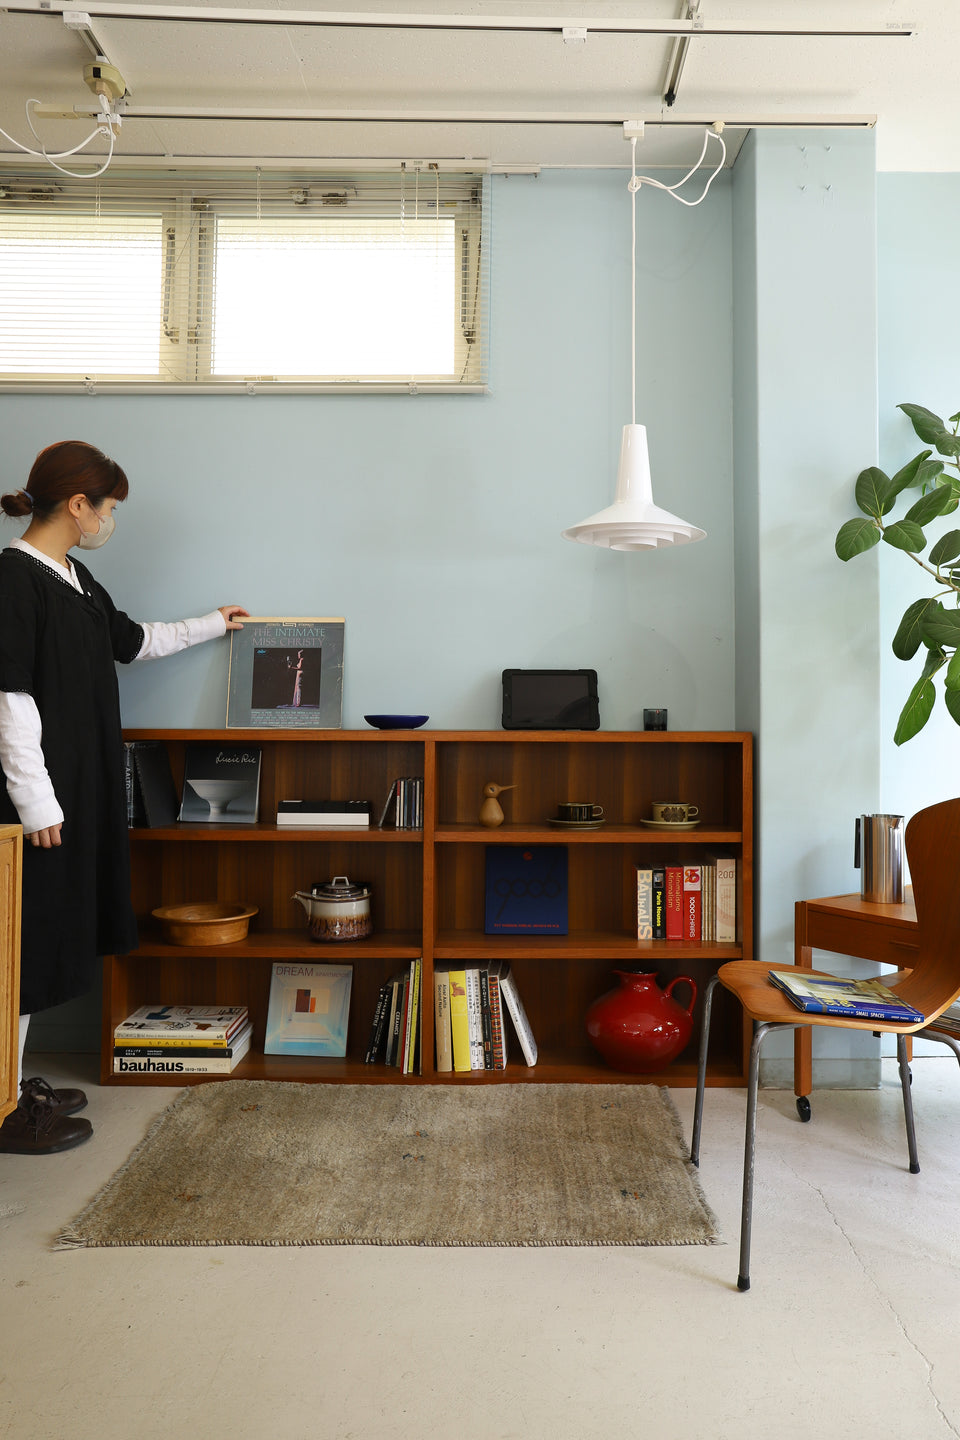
[1,440,129,520]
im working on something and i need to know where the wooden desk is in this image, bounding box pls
[793,890,918,1097]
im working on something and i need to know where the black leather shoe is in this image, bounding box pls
[0,1096,93,1154]
[20,1075,88,1116]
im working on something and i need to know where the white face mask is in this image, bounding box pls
[76,507,116,551]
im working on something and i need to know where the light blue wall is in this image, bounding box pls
[877,175,960,820]
[733,130,882,1087]
[1,171,735,737]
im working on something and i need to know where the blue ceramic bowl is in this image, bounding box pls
[364,714,429,730]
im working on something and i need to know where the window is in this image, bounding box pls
[0,167,487,392]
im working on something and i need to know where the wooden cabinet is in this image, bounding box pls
[103,729,753,1088]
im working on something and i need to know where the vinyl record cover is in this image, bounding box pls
[178,743,261,824]
[484,845,568,935]
[263,962,353,1056]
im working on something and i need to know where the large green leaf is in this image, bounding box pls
[945,686,960,726]
[904,487,955,526]
[933,432,960,458]
[900,403,946,443]
[854,467,893,519]
[945,649,960,692]
[894,674,937,745]
[892,598,940,660]
[889,450,933,498]
[916,458,946,489]
[882,520,926,552]
[921,608,960,647]
[929,529,960,567]
[835,517,880,560]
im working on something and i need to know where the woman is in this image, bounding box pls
[0,441,247,1154]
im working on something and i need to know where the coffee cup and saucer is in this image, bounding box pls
[547,802,605,830]
[640,802,700,831]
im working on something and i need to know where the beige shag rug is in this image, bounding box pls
[57,1081,721,1249]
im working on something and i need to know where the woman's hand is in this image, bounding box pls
[219,606,249,632]
[28,824,62,849]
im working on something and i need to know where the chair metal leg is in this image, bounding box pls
[897,1033,921,1174]
[690,973,720,1168]
[737,1021,774,1292]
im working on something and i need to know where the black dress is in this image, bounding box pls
[0,548,143,1013]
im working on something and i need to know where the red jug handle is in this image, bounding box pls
[665,976,697,1017]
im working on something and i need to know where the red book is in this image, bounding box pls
[665,866,684,940]
[683,866,702,940]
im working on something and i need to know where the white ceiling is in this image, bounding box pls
[0,0,954,173]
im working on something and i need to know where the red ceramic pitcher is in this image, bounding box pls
[585,970,698,1073]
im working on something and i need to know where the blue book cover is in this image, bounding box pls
[768,970,923,1024]
[264,962,353,1056]
[485,845,568,936]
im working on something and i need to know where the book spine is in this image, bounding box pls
[465,968,485,1070]
[383,977,401,1066]
[498,967,538,1066]
[113,1043,245,1058]
[448,970,472,1073]
[114,1027,247,1047]
[434,970,453,1073]
[114,1035,251,1074]
[364,984,392,1064]
[665,866,684,940]
[487,971,507,1069]
[636,867,653,940]
[478,969,494,1069]
[403,958,421,1075]
[683,866,702,940]
[652,867,666,940]
[715,856,737,942]
[395,975,410,1068]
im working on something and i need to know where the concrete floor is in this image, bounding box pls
[1,1054,959,1440]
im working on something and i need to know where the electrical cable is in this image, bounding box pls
[0,94,117,178]
[628,122,726,208]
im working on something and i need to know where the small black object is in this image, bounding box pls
[501,669,599,730]
[796,1096,812,1122]
[643,708,668,731]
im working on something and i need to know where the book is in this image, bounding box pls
[114,1025,253,1074]
[636,867,653,941]
[377,776,424,830]
[383,974,404,1067]
[448,969,472,1073]
[665,866,684,941]
[683,866,701,940]
[715,855,737,942]
[122,740,179,828]
[652,866,666,940]
[495,961,538,1066]
[434,969,453,1072]
[465,967,486,1070]
[263,962,353,1056]
[403,958,422,1075]
[395,973,410,1068]
[478,969,494,1069]
[364,982,393,1064]
[701,861,714,944]
[484,845,568,935]
[768,970,924,1024]
[113,1022,253,1061]
[486,969,508,1069]
[277,800,371,827]
[179,742,261,824]
[930,999,960,1035]
[123,742,146,827]
[114,1005,248,1044]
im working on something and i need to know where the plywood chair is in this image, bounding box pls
[690,796,960,1292]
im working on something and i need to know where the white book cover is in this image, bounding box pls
[497,964,538,1067]
[716,857,737,942]
[264,962,353,1056]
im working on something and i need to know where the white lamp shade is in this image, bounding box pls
[562,424,706,551]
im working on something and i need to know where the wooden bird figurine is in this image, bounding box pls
[479,782,515,828]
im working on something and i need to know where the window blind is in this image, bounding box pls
[0,166,488,392]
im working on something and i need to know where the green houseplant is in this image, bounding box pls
[835,403,960,744]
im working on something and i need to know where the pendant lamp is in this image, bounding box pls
[562,130,707,552]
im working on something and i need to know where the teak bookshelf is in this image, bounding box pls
[103,729,753,1088]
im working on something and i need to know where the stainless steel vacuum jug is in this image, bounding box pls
[854,813,905,904]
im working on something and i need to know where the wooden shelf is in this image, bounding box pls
[105,729,753,1088]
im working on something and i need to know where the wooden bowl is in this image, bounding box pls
[152,902,258,946]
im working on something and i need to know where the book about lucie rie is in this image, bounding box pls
[264,961,353,1056]
[768,971,924,1024]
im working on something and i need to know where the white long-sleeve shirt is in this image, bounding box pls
[0,539,227,833]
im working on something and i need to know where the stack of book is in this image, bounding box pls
[434,961,537,1073]
[113,1004,252,1075]
[378,777,424,829]
[364,958,422,1072]
[637,858,737,942]
[276,800,372,827]
[931,999,960,1035]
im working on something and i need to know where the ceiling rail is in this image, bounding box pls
[5,2,917,38]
